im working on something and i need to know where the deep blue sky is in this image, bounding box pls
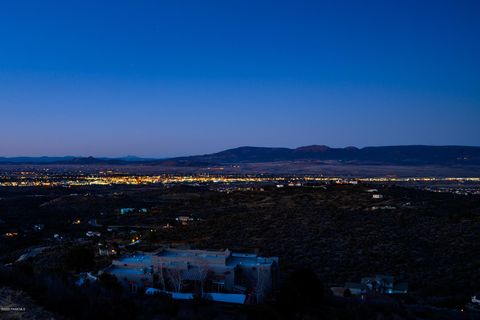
[1,0,479,157]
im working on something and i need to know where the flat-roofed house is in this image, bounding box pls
[120,208,135,215]
[104,253,154,293]
[360,274,408,295]
[344,282,368,296]
[104,248,279,303]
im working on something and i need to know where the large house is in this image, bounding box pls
[361,274,408,294]
[104,248,279,303]
[336,274,408,298]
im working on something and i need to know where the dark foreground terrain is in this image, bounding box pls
[1,182,480,319]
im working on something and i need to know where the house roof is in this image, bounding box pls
[393,282,408,291]
[171,292,194,300]
[345,282,368,290]
[330,287,346,297]
[105,265,147,276]
[117,253,152,264]
[156,248,229,259]
[204,293,246,304]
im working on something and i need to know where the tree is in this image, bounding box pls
[99,272,123,293]
[194,261,210,295]
[255,267,268,303]
[166,268,184,292]
[278,268,324,314]
[157,259,166,290]
[344,288,352,298]
[64,246,94,272]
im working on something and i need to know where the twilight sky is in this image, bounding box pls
[1,0,479,157]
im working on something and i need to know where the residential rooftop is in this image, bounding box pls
[116,253,152,264]
[104,265,149,276]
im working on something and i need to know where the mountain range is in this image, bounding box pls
[2,145,480,166]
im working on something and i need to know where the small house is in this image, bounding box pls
[344,282,368,296]
[120,208,135,215]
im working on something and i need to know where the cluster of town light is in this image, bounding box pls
[1,173,480,187]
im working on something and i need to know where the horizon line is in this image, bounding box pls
[1,143,480,159]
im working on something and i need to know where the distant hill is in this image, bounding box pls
[0,156,158,165]
[0,156,76,164]
[161,145,480,166]
[53,156,128,165]
[0,156,131,165]
[1,145,480,166]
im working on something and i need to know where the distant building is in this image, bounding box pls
[371,206,396,211]
[86,231,101,237]
[75,272,98,287]
[287,182,303,187]
[175,216,194,225]
[88,219,100,227]
[4,232,18,238]
[360,275,408,294]
[120,208,135,215]
[330,286,346,297]
[104,248,279,302]
[465,293,480,311]
[120,208,148,215]
[98,243,117,256]
[473,294,480,305]
[344,282,368,296]
[336,274,408,297]
[387,282,408,294]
